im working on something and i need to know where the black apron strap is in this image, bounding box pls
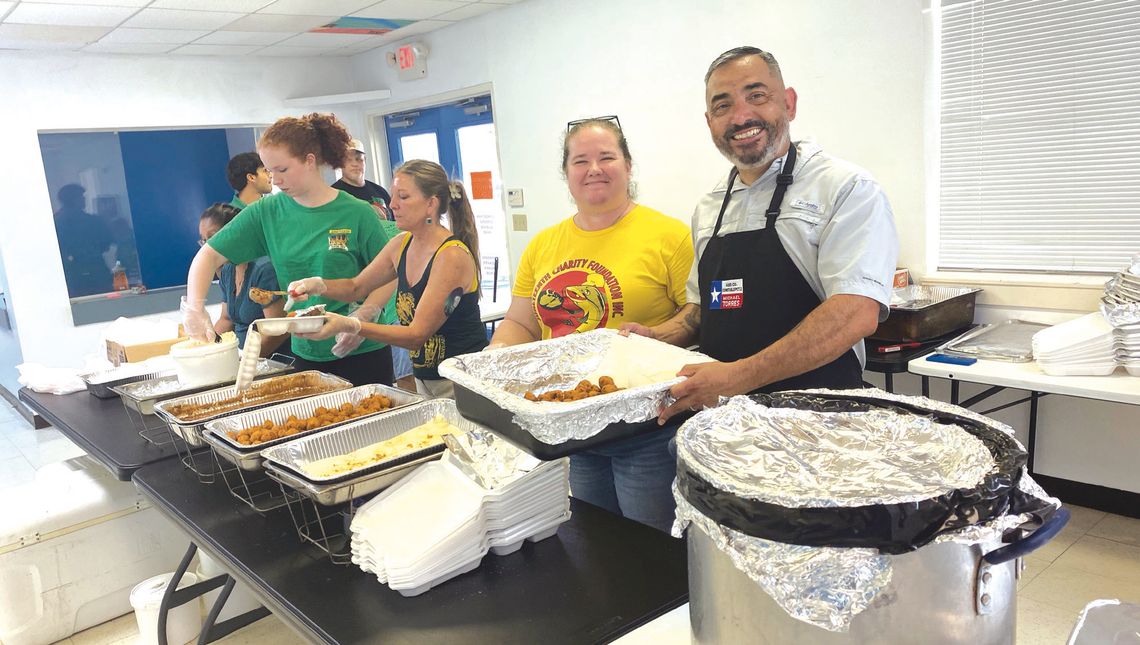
[711,167,739,238]
[765,143,797,226]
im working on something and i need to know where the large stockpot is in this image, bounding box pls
[688,510,1067,644]
[674,390,1067,644]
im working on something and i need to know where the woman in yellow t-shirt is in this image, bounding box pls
[489,117,693,533]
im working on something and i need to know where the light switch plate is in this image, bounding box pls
[512,213,528,231]
[507,188,524,208]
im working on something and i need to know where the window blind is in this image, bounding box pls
[938,0,1140,273]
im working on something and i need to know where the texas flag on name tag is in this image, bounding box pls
[709,279,743,310]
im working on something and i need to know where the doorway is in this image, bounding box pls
[378,95,510,308]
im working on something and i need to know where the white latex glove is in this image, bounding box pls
[285,277,327,310]
[295,311,359,343]
[330,304,381,358]
[180,296,215,342]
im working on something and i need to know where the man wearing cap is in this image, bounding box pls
[226,151,272,210]
[333,139,393,219]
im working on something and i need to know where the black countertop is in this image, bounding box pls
[19,387,181,480]
[133,459,690,645]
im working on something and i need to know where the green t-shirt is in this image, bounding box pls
[229,195,247,210]
[208,191,395,362]
[377,219,400,327]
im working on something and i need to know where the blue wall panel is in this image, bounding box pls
[119,129,232,290]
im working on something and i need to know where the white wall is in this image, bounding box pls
[342,0,1138,495]
[348,0,926,276]
[0,51,367,372]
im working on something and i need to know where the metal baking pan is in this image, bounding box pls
[202,384,423,471]
[155,371,352,448]
[439,329,704,460]
[265,456,436,506]
[112,357,293,415]
[262,399,483,487]
[873,285,982,342]
[83,365,176,399]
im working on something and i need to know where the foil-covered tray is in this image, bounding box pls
[439,329,712,459]
[83,364,176,399]
[262,399,486,491]
[202,384,423,471]
[112,358,293,414]
[942,320,1050,362]
[155,371,352,448]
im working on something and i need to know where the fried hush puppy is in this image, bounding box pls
[227,393,393,445]
[523,376,620,402]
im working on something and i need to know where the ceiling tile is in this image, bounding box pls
[121,8,243,30]
[98,27,211,44]
[0,39,83,50]
[5,3,138,27]
[258,0,378,16]
[352,0,467,21]
[251,44,335,57]
[170,43,263,56]
[274,31,370,47]
[22,0,150,6]
[83,41,178,54]
[220,13,337,32]
[194,30,291,46]
[0,23,108,43]
[151,0,273,11]
[386,19,450,36]
[433,3,500,21]
[0,2,16,19]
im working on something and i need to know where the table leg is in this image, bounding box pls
[1028,391,1040,474]
[197,576,272,644]
[921,376,929,397]
[884,372,894,393]
[158,543,198,645]
[951,380,960,405]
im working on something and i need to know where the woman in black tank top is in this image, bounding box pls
[292,160,487,396]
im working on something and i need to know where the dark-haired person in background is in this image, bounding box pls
[197,203,288,355]
[225,151,273,210]
[183,113,398,386]
[332,139,392,219]
[53,183,114,297]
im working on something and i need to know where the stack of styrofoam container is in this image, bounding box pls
[1102,270,1140,376]
[349,455,570,597]
[1031,312,1117,376]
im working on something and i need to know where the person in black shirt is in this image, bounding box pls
[332,138,393,219]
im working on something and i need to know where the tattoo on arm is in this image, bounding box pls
[680,306,700,334]
[443,288,463,317]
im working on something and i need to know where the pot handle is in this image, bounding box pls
[982,507,1070,565]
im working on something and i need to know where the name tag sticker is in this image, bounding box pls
[709,279,744,310]
[789,198,823,215]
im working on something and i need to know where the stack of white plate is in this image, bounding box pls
[1032,312,1117,376]
[349,455,570,597]
[1102,270,1140,376]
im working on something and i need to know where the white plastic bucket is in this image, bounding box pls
[195,552,263,623]
[130,572,202,645]
[170,336,239,387]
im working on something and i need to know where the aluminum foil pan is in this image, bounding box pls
[265,457,435,506]
[112,358,292,414]
[438,328,712,445]
[262,398,488,485]
[889,285,981,310]
[154,371,351,447]
[942,320,1049,362]
[203,384,423,471]
[83,364,175,399]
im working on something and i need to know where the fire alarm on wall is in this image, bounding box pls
[387,42,429,80]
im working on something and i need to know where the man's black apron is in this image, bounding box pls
[697,143,863,392]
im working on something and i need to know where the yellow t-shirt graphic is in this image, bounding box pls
[514,205,693,340]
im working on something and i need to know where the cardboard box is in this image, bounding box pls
[892,268,910,290]
[105,335,185,366]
